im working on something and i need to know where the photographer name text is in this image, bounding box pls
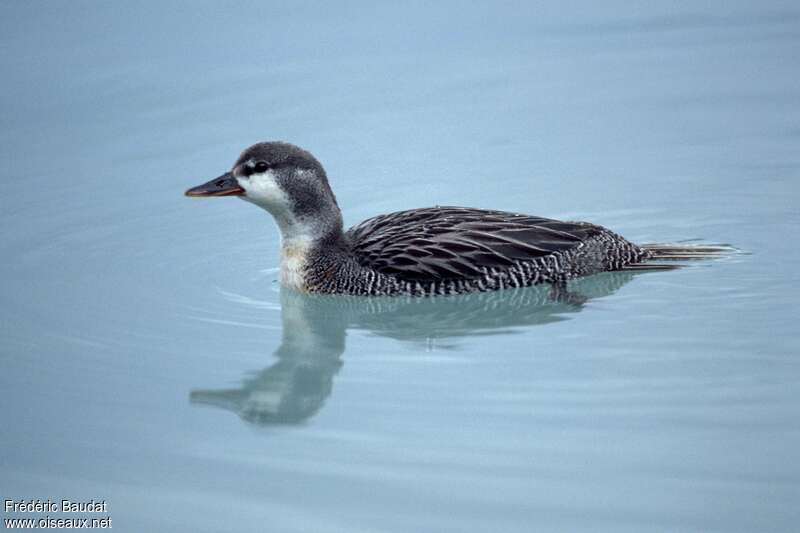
[5,500,108,514]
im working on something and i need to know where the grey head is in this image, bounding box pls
[186,142,343,243]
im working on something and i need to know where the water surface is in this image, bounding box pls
[1,1,799,532]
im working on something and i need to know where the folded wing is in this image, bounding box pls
[346,207,602,281]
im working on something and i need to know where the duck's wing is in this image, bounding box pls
[346,206,603,281]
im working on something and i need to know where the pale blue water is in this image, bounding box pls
[1,1,799,532]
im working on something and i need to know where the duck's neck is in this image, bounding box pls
[273,208,349,292]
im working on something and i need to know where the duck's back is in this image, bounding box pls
[344,207,649,293]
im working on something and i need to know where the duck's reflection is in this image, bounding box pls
[190,271,637,425]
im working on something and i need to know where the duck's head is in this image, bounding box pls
[186,142,343,242]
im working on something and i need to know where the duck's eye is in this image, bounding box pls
[254,161,270,173]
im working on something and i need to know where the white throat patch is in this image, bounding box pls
[237,170,316,292]
[279,235,313,292]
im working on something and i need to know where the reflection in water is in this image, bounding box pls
[190,272,637,425]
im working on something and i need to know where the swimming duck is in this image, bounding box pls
[185,142,714,296]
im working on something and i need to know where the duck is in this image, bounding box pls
[185,141,722,296]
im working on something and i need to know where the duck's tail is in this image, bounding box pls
[621,242,739,271]
[642,243,738,260]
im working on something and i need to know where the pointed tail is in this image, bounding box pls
[621,242,739,271]
[641,243,738,260]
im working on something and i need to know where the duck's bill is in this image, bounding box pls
[185,172,244,197]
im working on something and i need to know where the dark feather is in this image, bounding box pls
[346,207,603,281]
